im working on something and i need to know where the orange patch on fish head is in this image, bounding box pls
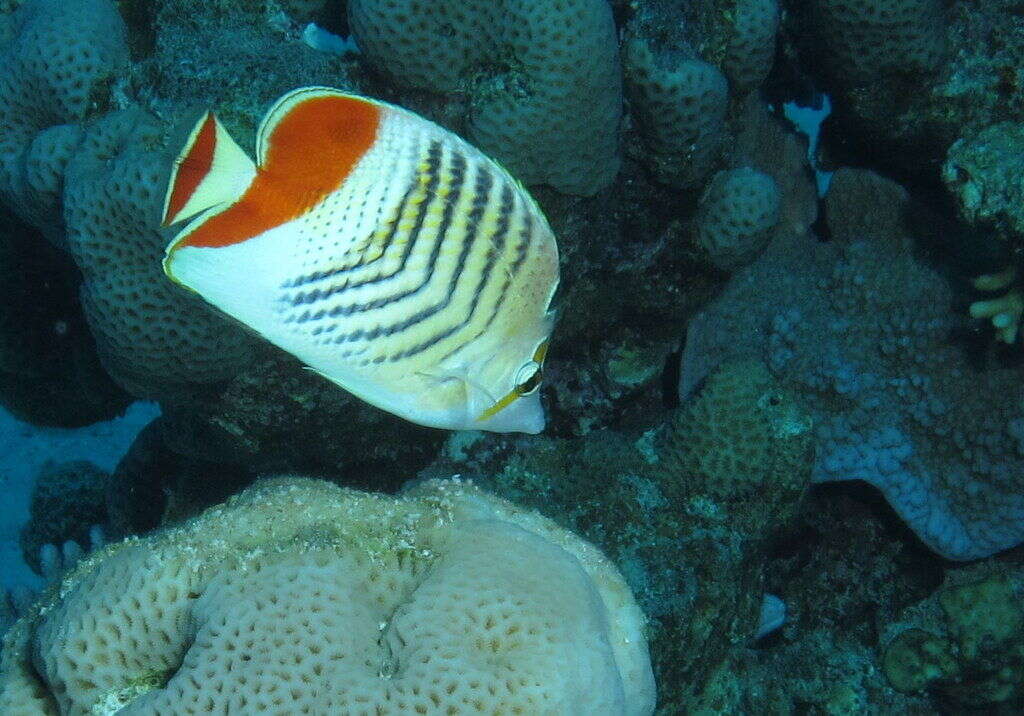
[178,95,381,249]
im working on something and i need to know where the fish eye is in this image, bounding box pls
[515,361,543,395]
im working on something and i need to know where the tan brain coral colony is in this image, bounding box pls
[0,477,656,715]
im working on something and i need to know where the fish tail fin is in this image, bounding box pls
[161,111,256,227]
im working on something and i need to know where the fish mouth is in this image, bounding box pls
[472,390,545,434]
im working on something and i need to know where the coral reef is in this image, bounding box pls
[0,0,459,478]
[0,0,817,469]
[4,0,1024,711]
[349,0,622,195]
[622,0,782,190]
[788,0,1024,182]
[791,2,1024,356]
[18,461,110,575]
[0,477,656,714]
[682,168,1024,560]
[425,354,814,710]
[737,485,942,713]
[881,562,1024,708]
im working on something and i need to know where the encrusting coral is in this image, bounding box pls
[880,562,1024,707]
[681,168,1024,560]
[0,476,656,715]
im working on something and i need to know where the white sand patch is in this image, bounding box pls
[0,402,160,591]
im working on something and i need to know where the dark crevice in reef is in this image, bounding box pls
[117,0,158,60]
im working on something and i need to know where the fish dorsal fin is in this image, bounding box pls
[161,112,256,227]
[254,86,383,168]
[164,87,383,265]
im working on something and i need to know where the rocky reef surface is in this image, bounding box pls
[2,0,1024,713]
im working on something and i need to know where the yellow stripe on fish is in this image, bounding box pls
[161,87,560,433]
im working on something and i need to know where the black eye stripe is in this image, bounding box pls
[517,367,543,395]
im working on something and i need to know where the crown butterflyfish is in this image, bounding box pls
[161,87,560,433]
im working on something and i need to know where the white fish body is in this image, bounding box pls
[161,87,560,433]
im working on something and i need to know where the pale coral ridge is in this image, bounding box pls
[0,477,656,715]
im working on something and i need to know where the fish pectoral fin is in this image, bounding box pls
[162,111,256,227]
[413,363,473,390]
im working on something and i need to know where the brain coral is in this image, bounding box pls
[0,477,656,715]
[680,170,1024,560]
[0,0,127,241]
[348,0,622,195]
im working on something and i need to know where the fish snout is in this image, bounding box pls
[472,390,545,434]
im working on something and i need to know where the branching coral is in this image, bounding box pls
[969,267,1024,344]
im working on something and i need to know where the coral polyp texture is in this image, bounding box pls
[624,46,728,189]
[720,0,781,94]
[0,477,656,715]
[808,0,948,84]
[0,0,127,241]
[348,0,622,195]
[681,170,1024,560]
[694,167,782,271]
[660,358,812,513]
[619,0,787,193]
